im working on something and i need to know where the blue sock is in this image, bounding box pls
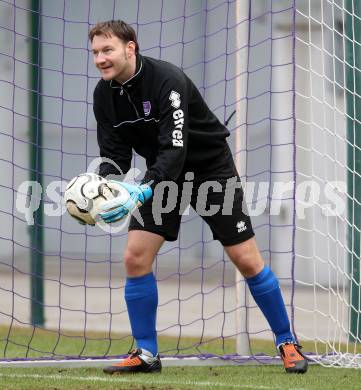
[125,272,158,356]
[246,265,294,347]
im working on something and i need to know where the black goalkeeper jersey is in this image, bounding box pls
[94,54,231,185]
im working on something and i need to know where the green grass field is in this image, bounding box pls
[1,365,361,390]
[1,326,360,389]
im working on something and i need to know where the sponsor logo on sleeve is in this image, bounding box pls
[169,91,184,147]
[172,109,184,147]
[169,90,181,109]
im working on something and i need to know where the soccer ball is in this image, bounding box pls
[64,173,116,225]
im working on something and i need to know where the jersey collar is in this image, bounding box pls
[110,54,143,89]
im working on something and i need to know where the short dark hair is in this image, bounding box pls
[89,20,139,54]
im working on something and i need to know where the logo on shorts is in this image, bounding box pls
[237,221,247,233]
[142,101,151,116]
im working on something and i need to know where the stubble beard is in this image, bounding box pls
[114,50,133,84]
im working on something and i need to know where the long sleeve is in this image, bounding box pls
[142,74,188,186]
[94,88,132,178]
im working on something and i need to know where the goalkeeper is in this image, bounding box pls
[89,20,308,375]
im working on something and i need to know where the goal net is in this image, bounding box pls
[0,0,360,368]
[293,0,360,366]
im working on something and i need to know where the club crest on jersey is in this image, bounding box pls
[142,101,151,116]
[169,90,181,109]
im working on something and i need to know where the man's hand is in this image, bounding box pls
[99,181,153,223]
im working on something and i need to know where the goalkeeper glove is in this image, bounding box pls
[99,181,152,223]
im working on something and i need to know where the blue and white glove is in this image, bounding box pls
[99,181,153,223]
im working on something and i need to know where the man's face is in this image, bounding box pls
[91,34,135,83]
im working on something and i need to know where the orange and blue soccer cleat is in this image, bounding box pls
[279,342,308,374]
[103,348,162,374]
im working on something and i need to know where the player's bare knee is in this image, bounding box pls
[123,247,151,276]
[226,241,264,278]
[236,259,263,278]
[229,252,259,277]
